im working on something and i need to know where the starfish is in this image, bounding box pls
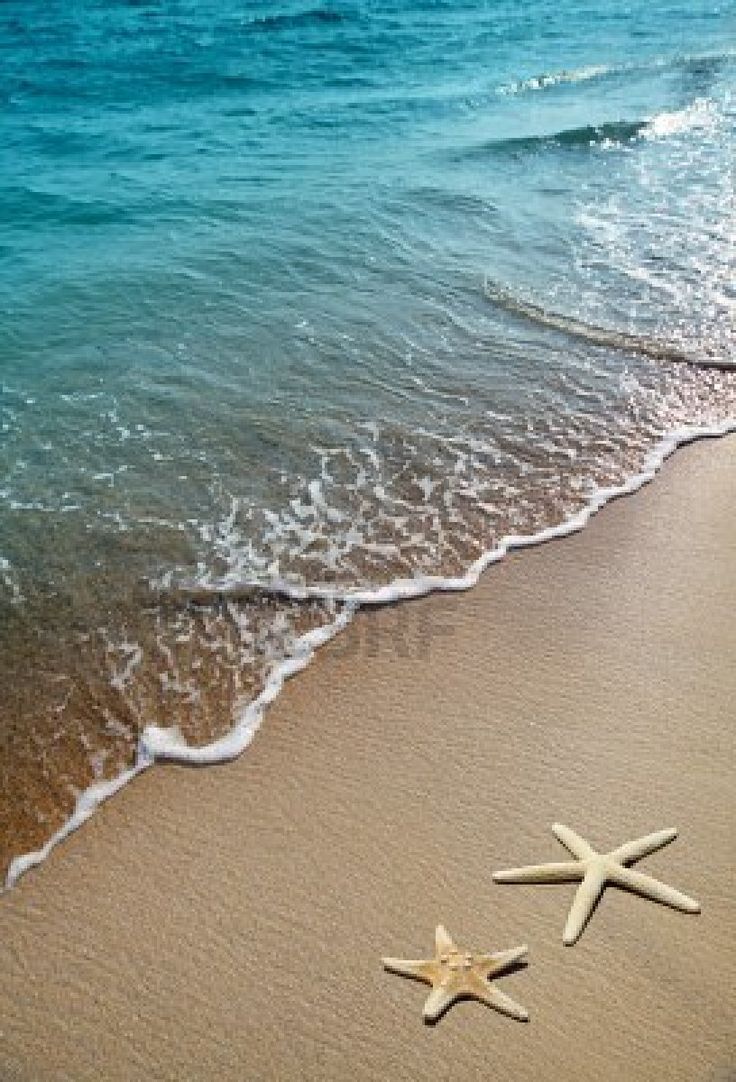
[382,924,529,1024]
[493,823,701,945]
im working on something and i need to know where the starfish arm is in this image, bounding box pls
[482,945,529,977]
[563,867,606,944]
[422,983,457,1023]
[552,823,596,860]
[609,865,701,913]
[382,957,435,983]
[469,974,529,1022]
[609,828,678,865]
[493,861,583,883]
[435,924,457,955]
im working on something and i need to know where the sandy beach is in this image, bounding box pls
[0,433,734,1081]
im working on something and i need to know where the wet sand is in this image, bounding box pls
[1,434,734,1081]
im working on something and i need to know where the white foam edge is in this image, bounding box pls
[195,419,736,605]
[4,417,735,891]
[4,606,355,890]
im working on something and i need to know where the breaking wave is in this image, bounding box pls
[497,48,736,98]
[456,101,721,159]
[498,64,612,96]
[455,121,647,159]
[483,280,734,370]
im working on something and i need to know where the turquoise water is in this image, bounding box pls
[1,1,735,877]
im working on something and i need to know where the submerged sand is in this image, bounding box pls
[0,435,734,1081]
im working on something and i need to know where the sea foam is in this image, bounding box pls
[6,418,736,891]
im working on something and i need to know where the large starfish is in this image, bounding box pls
[383,924,529,1023]
[493,823,701,945]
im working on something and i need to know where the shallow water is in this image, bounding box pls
[1,0,735,880]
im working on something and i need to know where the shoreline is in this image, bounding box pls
[0,432,734,1081]
[5,416,736,891]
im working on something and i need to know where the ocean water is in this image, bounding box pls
[1,0,735,883]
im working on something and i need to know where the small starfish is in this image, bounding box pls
[382,924,529,1024]
[493,823,701,945]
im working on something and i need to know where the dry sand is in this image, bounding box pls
[1,435,734,1082]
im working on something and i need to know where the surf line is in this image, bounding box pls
[5,417,736,891]
[483,278,734,371]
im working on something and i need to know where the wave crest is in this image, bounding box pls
[497,48,736,98]
[248,8,344,32]
[483,280,734,370]
[499,64,611,96]
[455,120,646,159]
